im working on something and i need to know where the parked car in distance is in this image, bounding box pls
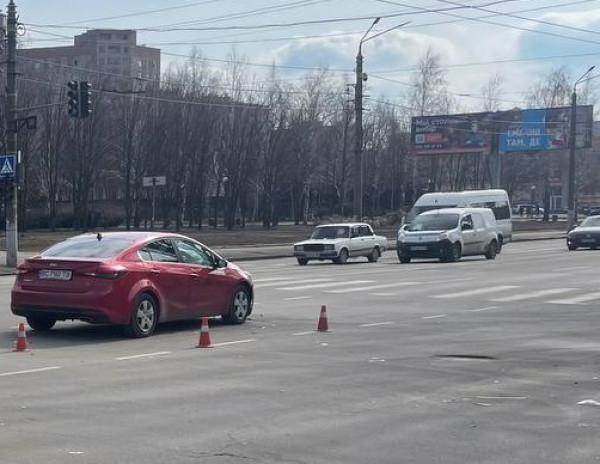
[396,207,499,263]
[11,231,254,338]
[293,222,387,265]
[566,215,600,250]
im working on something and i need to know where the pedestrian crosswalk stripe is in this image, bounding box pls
[279,280,375,291]
[547,291,600,305]
[432,285,518,299]
[257,278,333,288]
[490,288,576,302]
[325,281,421,294]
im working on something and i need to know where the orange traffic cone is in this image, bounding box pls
[13,322,29,352]
[317,305,329,332]
[197,317,213,348]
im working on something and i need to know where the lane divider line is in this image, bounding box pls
[0,366,61,377]
[466,306,498,312]
[116,351,171,361]
[212,339,257,347]
[360,322,395,328]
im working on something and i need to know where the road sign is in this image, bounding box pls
[142,176,166,187]
[0,154,16,178]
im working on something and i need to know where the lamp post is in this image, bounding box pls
[567,65,595,231]
[353,19,411,220]
[353,17,379,221]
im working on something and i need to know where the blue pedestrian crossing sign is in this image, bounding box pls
[0,154,16,178]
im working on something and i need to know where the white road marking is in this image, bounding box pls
[359,322,395,328]
[325,281,421,294]
[283,296,313,301]
[490,288,576,302]
[116,351,171,361]
[0,366,61,377]
[466,306,498,312]
[548,291,600,305]
[279,280,375,291]
[553,266,592,273]
[254,276,296,283]
[432,285,519,299]
[258,278,333,288]
[293,331,316,336]
[212,339,257,347]
[422,314,448,320]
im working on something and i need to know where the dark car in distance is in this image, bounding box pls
[567,215,600,251]
[11,231,254,337]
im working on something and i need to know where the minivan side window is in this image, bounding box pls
[470,200,511,221]
[471,213,484,229]
[461,215,474,230]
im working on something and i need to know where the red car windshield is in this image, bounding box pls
[41,237,136,258]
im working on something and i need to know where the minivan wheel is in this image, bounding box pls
[449,243,462,262]
[485,240,497,259]
[399,255,411,264]
[297,258,308,265]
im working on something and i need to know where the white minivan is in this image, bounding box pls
[397,207,500,263]
[402,189,512,249]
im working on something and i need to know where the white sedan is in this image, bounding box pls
[293,223,388,265]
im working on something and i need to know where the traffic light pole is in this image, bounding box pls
[5,0,18,267]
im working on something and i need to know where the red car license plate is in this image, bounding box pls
[38,269,73,280]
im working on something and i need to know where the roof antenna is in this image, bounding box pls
[97,232,102,241]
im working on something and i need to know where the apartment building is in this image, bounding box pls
[19,29,160,91]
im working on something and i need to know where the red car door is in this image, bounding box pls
[140,239,192,321]
[172,239,232,318]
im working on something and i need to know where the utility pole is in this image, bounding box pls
[567,65,595,231]
[5,0,18,267]
[354,17,380,221]
[353,48,365,221]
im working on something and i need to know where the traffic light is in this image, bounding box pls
[67,80,79,118]
[79,81,92,117]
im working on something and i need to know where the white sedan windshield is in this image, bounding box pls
[311,226,350,239]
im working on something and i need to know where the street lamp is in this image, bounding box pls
[353,18,410,220]
[353,17,379,221]
[567,65,595,231]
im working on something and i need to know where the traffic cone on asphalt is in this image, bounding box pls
[197,317,213,348]
[317,305,329,332]
[13,322,28,352]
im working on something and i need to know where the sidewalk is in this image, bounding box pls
[0,230,566,275]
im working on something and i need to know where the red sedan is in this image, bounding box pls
[11,231,254,337]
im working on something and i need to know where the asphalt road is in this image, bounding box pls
[1,238,600,464]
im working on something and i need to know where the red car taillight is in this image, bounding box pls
[80,265,128,279]
[16,263,35,275]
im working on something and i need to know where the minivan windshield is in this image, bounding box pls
[407,213,459,232]
[405,204,457,223]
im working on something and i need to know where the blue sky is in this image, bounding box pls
[13,0,600,112]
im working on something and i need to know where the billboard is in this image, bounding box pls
[498,106,593,152]
[411,105,594,156]
[411,113,494,156]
